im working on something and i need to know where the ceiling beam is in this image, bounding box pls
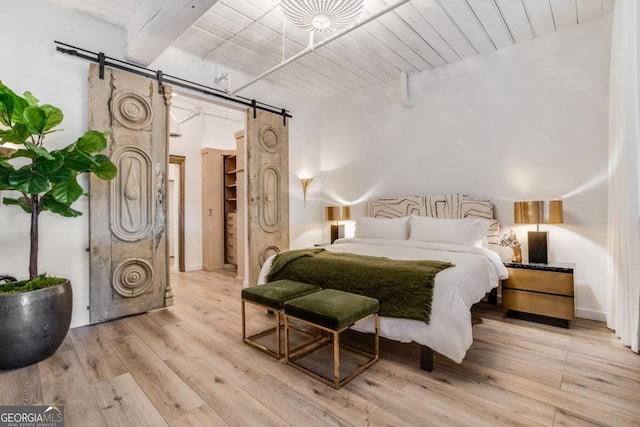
[126,0,218,65]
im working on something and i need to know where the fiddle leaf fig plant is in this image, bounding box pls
[0,81,117,284]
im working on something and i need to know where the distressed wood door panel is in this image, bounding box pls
[246,110,289,286]
[88,63,171,324]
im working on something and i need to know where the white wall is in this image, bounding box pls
[0,0,323,327]
[320,17,612,321]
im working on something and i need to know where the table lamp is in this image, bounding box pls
[514,200,563,264]
[325,206,350,243]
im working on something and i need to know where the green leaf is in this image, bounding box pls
[47,168,72,184]
[51,175,83,204]
[0,124,29,144]
[0,162,15,188]
[63,148,96,171]
[76,130,107,154]
[3,196,32,213]
[92,154,118,180]
[23,91,39,106]
[23,106,47,135]
[41,104,63,131]
[0,93,15,126]
[24,140,54,160]
[8,148,35,160]
[41,195,82,217]
[8,168,49,194]
[34,151,64,174]
[8,93,27,125]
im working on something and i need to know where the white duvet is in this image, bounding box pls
[258,238,508,364]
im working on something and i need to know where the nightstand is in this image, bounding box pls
[502,262,575,328]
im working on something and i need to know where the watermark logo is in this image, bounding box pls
[0,405,64,427]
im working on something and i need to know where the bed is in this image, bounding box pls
[258,194,508,369]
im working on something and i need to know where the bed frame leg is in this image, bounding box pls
[420,345,434,372]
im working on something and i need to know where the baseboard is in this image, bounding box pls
[185,264,203,272]
[575,307,606,322]
[71,314,90,329]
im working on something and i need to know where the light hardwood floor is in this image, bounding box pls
[1,269,639,426]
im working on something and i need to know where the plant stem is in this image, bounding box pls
[29,195,39,280]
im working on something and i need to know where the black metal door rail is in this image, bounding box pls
[54,41,292,124]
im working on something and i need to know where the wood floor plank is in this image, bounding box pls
[167,404,228,427]
[552,408,607,426]
[38,348,108,427]
[243,374,350,426]
[96,318,133,341]
[374,379,480,426]
[463,338,564,388]
[0,364,43,406]
[69,325,128,384]
[121,314,190,361]
[407,373,547,426]
[165,352,284,426]
[110,334,204,422]
[440,357,640,426]
[560,373,640,416]
[425,363,556,425]
[162,320,267,387]
[234,343,378,425]
[92,373,168,427]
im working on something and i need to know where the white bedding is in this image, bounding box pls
[258,238,508,364]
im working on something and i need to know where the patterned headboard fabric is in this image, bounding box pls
[365,194,499,250]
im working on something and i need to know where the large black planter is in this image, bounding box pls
[0,280,72,370]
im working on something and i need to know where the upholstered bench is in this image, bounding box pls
[242,280,321,359]
[284,289,379,389]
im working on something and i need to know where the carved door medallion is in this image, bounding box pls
[246,110,289,285]
[88,63,171,323]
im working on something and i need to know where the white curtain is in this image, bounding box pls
[607,0,640,353]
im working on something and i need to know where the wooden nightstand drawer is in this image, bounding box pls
[503,289,574,320]
[504,268,573,296]
[502,262,575,327]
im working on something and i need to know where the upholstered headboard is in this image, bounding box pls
[365,194,499,251]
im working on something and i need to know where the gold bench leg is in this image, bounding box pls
[243,299,321,359]
[285,313,379,389]
[334,330,340,387]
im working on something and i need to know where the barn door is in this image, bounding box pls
[88,63,171,324]
[246,110,289,285]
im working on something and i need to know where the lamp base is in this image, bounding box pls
[330,224,344,244]
[528,231,548,264]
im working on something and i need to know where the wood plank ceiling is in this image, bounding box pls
[48,0,614,99]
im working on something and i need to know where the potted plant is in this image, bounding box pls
[0,81,117,369]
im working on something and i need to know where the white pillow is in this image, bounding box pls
[409,216,491,247]
[354,216,410,240]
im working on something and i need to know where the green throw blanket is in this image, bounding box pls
[266,249,453,324]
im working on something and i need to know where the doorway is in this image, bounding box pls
[168,155,185,272]
[169,94,245,276]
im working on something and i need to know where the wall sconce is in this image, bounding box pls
[300,178,313,207]
[325,205,351,243]
[514,200,564,264]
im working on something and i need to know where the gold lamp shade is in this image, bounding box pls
[324,205,350,243]
[514,200,563,224]
[324,206,351,222]
[546,200,564,224]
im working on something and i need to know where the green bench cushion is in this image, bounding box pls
[285,289,379,330]
[242,280,321,309]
